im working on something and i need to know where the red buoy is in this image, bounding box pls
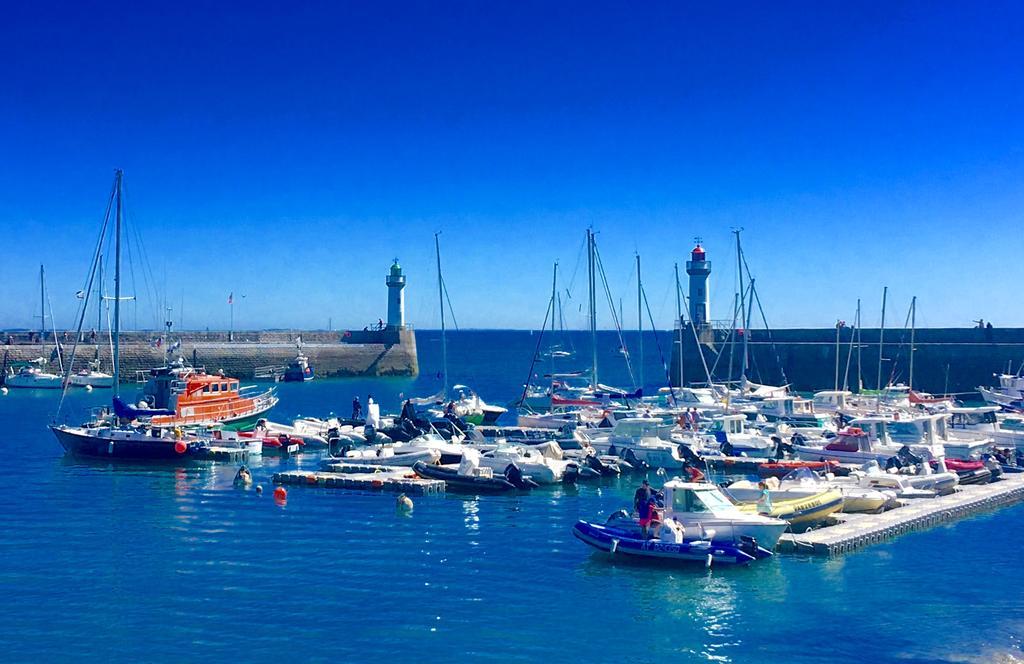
[174,441,188,455]
[273,486,287,501]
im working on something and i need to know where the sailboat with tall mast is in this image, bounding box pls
[68,256,114,387]
[5,265,64,389]
[411,233,506,425]
[50,171,208,459]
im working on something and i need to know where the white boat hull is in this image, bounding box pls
[68,372,114,388]
[5,373,63,389]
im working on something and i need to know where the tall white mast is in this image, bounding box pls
[435,232,447,398]
[876,286,888,408]
[674,263,683,392]
[588,230,598,389]
[909,296,917,390]
[636,254,643,391]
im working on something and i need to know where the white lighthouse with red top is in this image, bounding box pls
[685,241,711,327]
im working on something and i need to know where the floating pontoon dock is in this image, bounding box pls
[273,469,446,495]
[777,473,1024,555]
[195,446,251,462]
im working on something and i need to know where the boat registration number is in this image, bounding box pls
[285,444,299,454]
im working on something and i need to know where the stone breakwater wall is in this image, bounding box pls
[0,329,418,379]
[673,326,1024,394]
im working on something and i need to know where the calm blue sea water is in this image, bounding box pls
[1,331,1021,663]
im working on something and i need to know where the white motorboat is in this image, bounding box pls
[832,460,956,497]
[946,406,1024,450]
[606,480,789,549]
[676,414,776,457]
[756,395,831,427]
[477,442,578,484]
[579,418,687,469]
[449,385,507,425]
[792,423,910,465]
[883,413,993,459]
[335,446,441,467]
[977,373,1024,408]
[516,410,582,430]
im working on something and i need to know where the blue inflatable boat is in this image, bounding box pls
[572,520,773,566]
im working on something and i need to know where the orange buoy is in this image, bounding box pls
[174,441,188,454]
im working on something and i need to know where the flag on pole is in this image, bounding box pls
[228,292,233,305]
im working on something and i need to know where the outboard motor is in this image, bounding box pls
[504,463,537,489]
[738,535,759,557]
[677,443,706,468]
[885,456,902,471]
[363,423,377,443]
[897,445,923,467]
[563,463,580,484]
[622,448,649,472]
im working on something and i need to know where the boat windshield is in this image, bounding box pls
[888,421,922,443]
[673,487,734,513]
[781,467,819,483]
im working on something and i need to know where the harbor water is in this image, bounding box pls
[2,331,1022,662]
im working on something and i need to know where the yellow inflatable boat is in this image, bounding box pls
[736,488,844,526]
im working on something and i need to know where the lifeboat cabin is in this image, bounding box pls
[138,363,278,428]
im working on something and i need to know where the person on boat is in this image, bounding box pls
[756,481,773,515]
[634,479,656,538]
[352,396,362,420]
[445,401,457,418]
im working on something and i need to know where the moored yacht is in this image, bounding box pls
[5,359,63,389]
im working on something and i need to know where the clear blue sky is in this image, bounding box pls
[2,1,1022,331]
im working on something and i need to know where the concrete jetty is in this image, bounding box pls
[3,260,419,378]
[0,328,418,379]
[777,473,1024,555]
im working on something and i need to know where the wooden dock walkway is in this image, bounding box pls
[777,473,1024,555]
[273,469,446,495]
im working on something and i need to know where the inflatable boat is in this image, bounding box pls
[572,520,773,566]
[757,460,841,479]
[735,488,844,526]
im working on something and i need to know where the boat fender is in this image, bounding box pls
[174,441,187,455]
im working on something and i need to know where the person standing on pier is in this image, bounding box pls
[352,396,362,420]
